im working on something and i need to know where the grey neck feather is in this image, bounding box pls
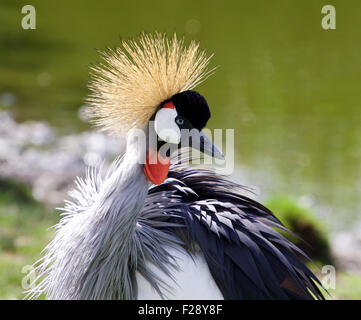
[33,131,150,299]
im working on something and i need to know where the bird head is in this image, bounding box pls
[146,90,224,183]
[87,32,223,185]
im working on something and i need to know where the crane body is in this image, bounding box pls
[29,33,324,300]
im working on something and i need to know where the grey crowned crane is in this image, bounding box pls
[29,33,324,300]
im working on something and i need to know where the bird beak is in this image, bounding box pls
[182,129,225,160]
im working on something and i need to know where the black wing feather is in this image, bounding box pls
[146,164,324,300]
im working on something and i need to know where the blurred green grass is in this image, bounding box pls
[0,178,58,299]
[333,272,361,300]
[266,195,332,265]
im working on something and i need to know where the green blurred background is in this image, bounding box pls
[0,0,360,299]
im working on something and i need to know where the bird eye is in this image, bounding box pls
[176,117,184,126]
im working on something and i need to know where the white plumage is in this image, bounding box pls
[136,248,223,300]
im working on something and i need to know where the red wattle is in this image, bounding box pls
[144,150,170,185]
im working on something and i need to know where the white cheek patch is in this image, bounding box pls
[154,108,181,144]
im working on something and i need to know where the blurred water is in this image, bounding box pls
[0,0,360,230]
